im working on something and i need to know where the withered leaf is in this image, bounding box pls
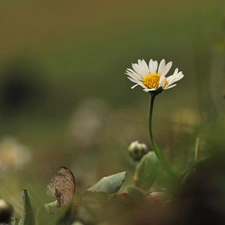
[46,166,76,208]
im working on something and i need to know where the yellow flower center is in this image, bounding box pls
[142,74,168,89]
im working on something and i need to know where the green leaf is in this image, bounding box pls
[127,185,145,203]
[44,200,60,214]
[38,201,76,225]
[134,152,159,191]
[12,218,19,225]
[19,189,35,225]
[87,171,126,194]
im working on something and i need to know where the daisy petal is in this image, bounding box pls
[166,75,176,84]
[127,77,147,89]
[173,68,179,74]
[167,72,184,85]
[132,63,147,76]
[144,87,157,92]
[164,84,177,90]
[126,70,142,80]
[138,59,149,74]
[131,84,139,89]
[159,75,165,88]
[126,68,142,79]
[127,76,139,83]
[158,59,166,74]
[149,60,158,73]
[134,80,147,88]
[166,68,180,84]
[162,61,172,76]
[172,72,184,82]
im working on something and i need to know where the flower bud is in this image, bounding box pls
[128,141,148,162]
[0,199,13,223]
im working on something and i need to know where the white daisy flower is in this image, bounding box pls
[125,59,184,93]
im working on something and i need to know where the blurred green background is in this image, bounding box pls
[0,0,225,216]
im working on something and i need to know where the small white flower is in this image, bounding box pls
[125,59,184,92]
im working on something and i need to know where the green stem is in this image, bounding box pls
[148,93,179,183]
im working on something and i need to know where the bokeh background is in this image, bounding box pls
[0,0,225,216]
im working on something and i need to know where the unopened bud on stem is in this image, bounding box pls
[128,141,148,162]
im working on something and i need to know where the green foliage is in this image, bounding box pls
[126,186,145,204]
[87,171,127,194]
[0,3,222,223]
[134,152,159,191]
[12,218,19,225]
[18,189,35,225]
[44,200,60,214]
